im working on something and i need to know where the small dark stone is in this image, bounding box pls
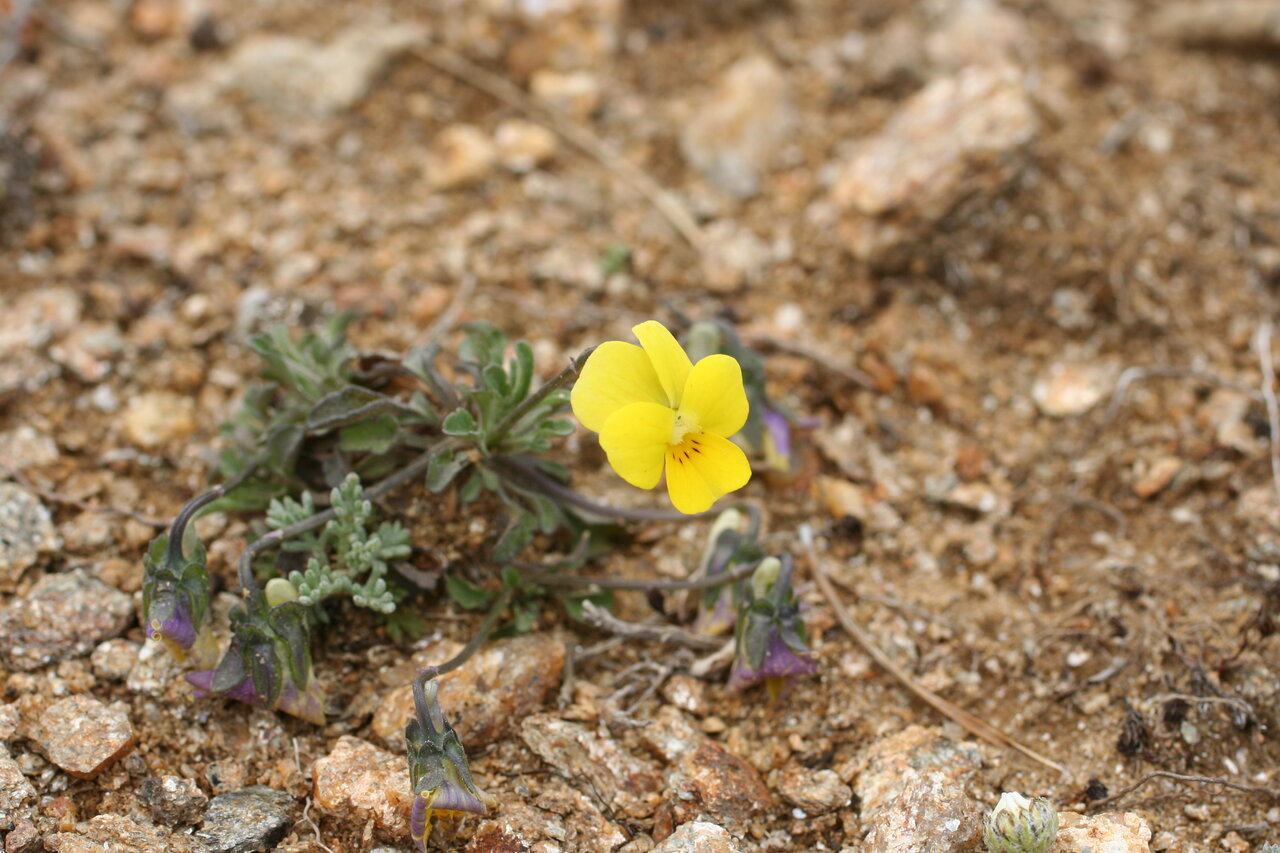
[139,774,209,827]
[1084,778,1109,802]
[1162,697,1190,727]
[1116,704,1150,755]
[4,817,41,853]
[195,786,294,853]
[188,15,223,51]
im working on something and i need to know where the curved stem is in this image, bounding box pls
[520,558,760,591]
[235,442,459,593]
[415,586,514,696]
[167,455,266,567]
[487,347,594,450]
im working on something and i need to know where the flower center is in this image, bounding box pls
[670,411,698,446]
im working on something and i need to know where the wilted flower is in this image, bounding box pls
[405,669,490,849]
[141,532,219,668]
[186,589,326,725]
[983,792,1059,853]
[570,320,751,514]
[727,555,817,700]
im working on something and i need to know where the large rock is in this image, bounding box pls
[832,66,1037,261]
[223,25,427,118]
[29,695,136,780]
[1056,811,1152,853]
[666,742,772,833]
[371,633,566,751]
[680,55,794,199]
[863,772,984,853]
[853,726,983,821]
[0,569,134,670]
[312,736,412,839]
[195,787,295,853]
[0,485,59,591]
[520,714,661,819]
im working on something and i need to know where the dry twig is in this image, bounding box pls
[580,601,724,652]
[1254,322,1280,513]
[1087,770,1280,811]
[749,335,878,391]
[1036,497,1127,571]
[1093,365,1262,446]
[412,43,704,252]
[800,525,1068,776]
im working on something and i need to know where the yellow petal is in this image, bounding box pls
[665,432,751,514]
[571,341,667,433]
[678,354,749,437]
[600,402,676,490]
[633,321,693,408]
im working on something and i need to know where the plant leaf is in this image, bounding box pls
[442,408,477,436]
[307,386,407,432]
[445,573,495,611]
[338,415,400,453]
[426,448,470,493]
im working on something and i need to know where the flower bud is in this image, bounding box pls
[727,555,817,700]
[186,591,326,725]
[142,533,218,667]
[405,670,490,849]
[983,792,1059,853]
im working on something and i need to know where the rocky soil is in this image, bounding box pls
[2,0,1280,851]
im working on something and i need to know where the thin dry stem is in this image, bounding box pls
[1087,770,1279,811]
[412,43,704,252]
[1254,322,1280,514]
[579,601,725,651]
[800,525,1068,776]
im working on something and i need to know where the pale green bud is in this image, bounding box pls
[749,556,781,600]
[265,577,300,608]
[983,792,1059,853]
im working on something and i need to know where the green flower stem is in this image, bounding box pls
[422,585,514,679]
[486,346,595,450]
[488,456,711,522]
[234,440,463,592]
[522,559,760,591]
[166,454,267,567]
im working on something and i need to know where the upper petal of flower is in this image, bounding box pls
[600,401,676,489]
[571,341,667,432]
[633,321,693,408]
[665,431,751,514]
[679,354,749,437]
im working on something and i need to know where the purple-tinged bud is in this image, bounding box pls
[727,556,817,700]
[405,671,489,849]
[141,533,217,667]
[187,592,326,725]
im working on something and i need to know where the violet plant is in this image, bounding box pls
[137,314,817,848]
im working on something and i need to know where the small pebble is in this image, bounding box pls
[0,484,59,591]
[30,695,136,780]
[196,786,294,852]
[0,569,134,671]
[139,774,209,826]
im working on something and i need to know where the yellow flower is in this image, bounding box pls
[571,320,751,514]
